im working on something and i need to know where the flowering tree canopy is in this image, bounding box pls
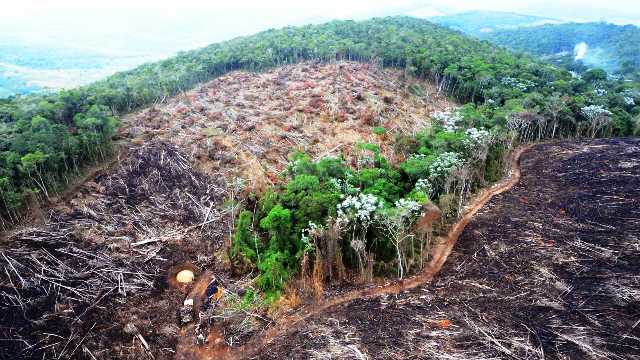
[581,105,612,120]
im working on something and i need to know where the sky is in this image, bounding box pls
[1,0,638,94]
[2,0,639,20]
[2,0,639,55]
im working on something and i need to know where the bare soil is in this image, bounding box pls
[253,138,640,359]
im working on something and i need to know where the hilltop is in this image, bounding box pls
[0,16,639,360]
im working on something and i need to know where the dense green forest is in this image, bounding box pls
[485,22,640,79]
[1,16,639,226]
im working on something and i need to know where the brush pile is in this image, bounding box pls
[0,141,234,358]
[54,140,231,250]
[0,227,158,358]
[128,61,455,188]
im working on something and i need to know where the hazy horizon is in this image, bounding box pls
[1,0,639,97]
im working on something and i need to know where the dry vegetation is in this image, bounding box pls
[126,61,453,191]
[0,61,455,359]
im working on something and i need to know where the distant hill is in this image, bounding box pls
[430,11,562,37]
[484,22,640,77]
[0,42,158,98]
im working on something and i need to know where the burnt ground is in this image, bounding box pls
[0,142,239,359]
[259,137,640,360]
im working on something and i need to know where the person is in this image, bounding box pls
[195,277,225,344]
[203,277,224,311]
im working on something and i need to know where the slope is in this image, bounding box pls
[0,61,455,359]
[258,137,640,359]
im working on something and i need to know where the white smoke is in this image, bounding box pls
[574,42,588,61]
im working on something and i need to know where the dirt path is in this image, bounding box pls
[253,137,640,359]
[188,144,534,360]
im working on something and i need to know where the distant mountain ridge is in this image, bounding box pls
[429,11,640,79]
[484,22,640,77]
[430,11,563,37]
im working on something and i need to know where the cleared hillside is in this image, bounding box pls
[0,61,454,359]
[126,61,453,191]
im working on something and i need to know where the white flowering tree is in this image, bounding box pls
[432,109,463,132]
[428,151,472,217]
[544,94,571,139]
[421,151,474,218]
[507,112,545,142]
[462,127,492,162]
[375,198,423,279]
[428,152,464,184]
[336,193,383,275]
[594,88,607,97]
[501,77,535,92]
[581,105,613,138]
[445,165,473,218]
[414,178,433,198]
[621,89,638,107]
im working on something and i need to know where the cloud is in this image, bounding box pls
[407,6,445,18]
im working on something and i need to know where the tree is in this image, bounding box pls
[19,151,49,199]
[583,68,608,84]
[581,105,613,137]
[544,93,571,138]
[376,199,422,279]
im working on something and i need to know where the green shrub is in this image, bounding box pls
[256,250,291,298]
[406,189,429,204]
[356,168,402,203]
[429,131,467,154]
[257,189,278,219]
[372,127,387,135]
[232,210,259,262]
[400,154,436,181]
[356,142,381,154]
[260,205,294,253]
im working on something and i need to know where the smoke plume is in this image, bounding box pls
[574,42,588,60]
